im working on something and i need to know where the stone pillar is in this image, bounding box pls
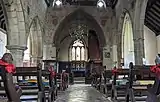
[133,0,147,65]
[30,56,42,66]
[6,45,27,67]
[134,30,144,65]
[103,45,113,69]
[112,45,118,67]
[43,44,56,60]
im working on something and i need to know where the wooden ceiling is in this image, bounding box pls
[0,3,6,31]
[145,0,160,36]
[45,0,118,9]
[64,0,118,8]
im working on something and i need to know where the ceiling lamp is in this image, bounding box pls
[53,0,62,7]
[97,0,106,9]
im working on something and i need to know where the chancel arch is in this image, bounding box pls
[23,16,43,66]
[121,12,135,68]
[54,9,104,75]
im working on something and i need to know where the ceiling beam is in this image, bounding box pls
[147,11,160,23]
[145,15,160,28]
[145,18,159,30]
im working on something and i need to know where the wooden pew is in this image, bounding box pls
[42,69,58,101]
[56,72,69,91]
[0,65,22,102]
[15,65,59,102]
[111,63,158,102]
[14,64,46,102]
[100,70,112,96]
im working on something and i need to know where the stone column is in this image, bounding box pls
[6,45,27,67]
[133,0,147,65]
[43,44,56,60]
[134,30,145,65]
[112,45,118,67]
[103,45,113,69]
[30,56,42,66]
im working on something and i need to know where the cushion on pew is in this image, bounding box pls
[136,80,154,85]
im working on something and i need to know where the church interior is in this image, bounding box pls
[0,0,160,102]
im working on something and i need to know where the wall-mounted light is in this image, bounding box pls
[97,0,106,9]
[53,0,62,7]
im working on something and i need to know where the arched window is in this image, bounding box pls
[121,13,135,68]
[0,30,7,58]
[23,35,31,66]
[71,39,85,61]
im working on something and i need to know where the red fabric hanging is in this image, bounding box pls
[150,64,160,77]
[0,59,15,73]
[112,68,118,75]
[48,67,56,79]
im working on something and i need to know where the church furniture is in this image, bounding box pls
[14,64,46,102]
[42,69,58,101]
[0,65,22,102]
[15,65,58,102]
[111,62,160,102]
[56,72,69,91]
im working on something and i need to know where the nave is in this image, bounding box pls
[55,84,111,102]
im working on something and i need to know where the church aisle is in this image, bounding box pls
[55,84,111,102]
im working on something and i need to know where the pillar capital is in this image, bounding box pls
[6,45,27,51]
[6,45,26,67]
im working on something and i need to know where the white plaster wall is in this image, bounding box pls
[157,35,160,54]
[144,25,157,65]
[0,30,7,58]
[59,37,71,61]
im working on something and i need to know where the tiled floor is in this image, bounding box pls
[55,84,111,102]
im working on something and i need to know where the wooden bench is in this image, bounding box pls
[99,70,112,95]
[111,63,160,102]
[56,73,69,91]
[0,65,22,102]
[42,69,58,101]
[14,64,45,102]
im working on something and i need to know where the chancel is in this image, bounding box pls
[0,0,160,102]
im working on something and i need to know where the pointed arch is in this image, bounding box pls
[121,12,135,68]
[23,16,43,66]
[53,9,106,48]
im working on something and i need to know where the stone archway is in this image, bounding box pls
[53,9,106,63]
[53,9,106,48]
[121,13,135,68]
[24,16,43,66]
[0,0,27,66]
[117,9,134,67]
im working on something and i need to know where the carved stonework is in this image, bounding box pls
[101,19,107,27]
[52,16,58,26]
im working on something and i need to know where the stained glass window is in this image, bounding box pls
[81,47,85,60]
[72,47,75,60]
[71,39,85,61]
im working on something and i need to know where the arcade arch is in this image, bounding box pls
[121,13,135,68]
[23,17,43,66]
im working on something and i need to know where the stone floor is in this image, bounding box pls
[55,84,112,102]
